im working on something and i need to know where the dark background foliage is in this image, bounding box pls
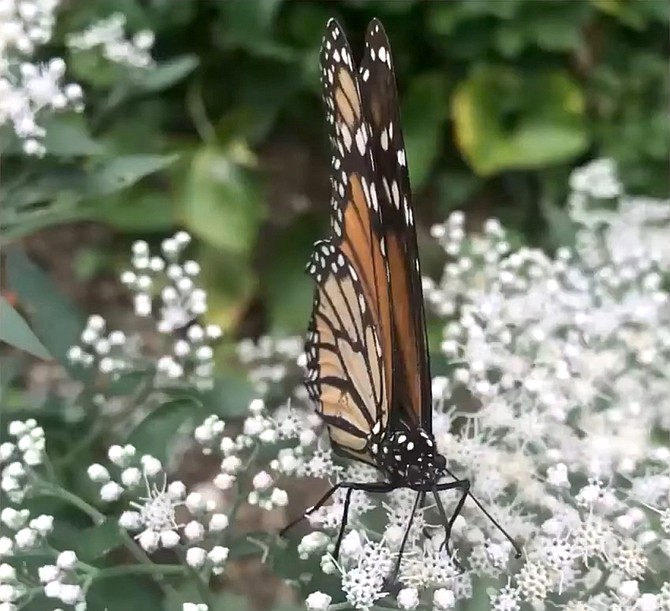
[2,0,668,338]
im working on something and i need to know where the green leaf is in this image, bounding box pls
[402,73,449,188]
[203,373,255,419]
[181,145,264,255]
[541,196,577,249]
[0,297,52,360]
[452,66,587,175]
[590,0,652,29]
[130,54,199,92]
[42,115,104,157]
[127,397,204,463]
[0,354,27,397]
[216,0,291,57]
[74,519,125,563]
[6,249,83,368]
[93,191,177,231]
[85,154,179,198]
[219,0,284,38]
[262,217,317,334]
[88,574,163,611]
[197,244,258,332]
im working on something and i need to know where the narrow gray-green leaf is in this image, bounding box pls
[85,154,179,198]
[6,248,83,368]
[0,297,52,359]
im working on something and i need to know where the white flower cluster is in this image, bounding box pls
[88,444,230,573]
[0,547,85,611]
[0,0,83,155]
[0,438,88,610]
[0,419,45,503]
[194,402,290,511]
[68,232,221,392]
[66,12,154,69]
[236,335,304,395]
[270,160,670,610]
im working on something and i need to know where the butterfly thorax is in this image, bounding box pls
[369,424,447,491]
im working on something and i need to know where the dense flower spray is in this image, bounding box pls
[1,161,668,610]
[255,160,670,610]
[0,2,153,156]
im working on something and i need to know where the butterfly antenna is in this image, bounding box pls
[444,467,522,558]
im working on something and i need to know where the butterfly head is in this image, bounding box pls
[375,426,447,491]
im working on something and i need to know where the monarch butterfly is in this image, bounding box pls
[282,18,522,575]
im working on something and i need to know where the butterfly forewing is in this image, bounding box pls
[309,19,397,456]
[305,240,386,466]
[358,19,432,430]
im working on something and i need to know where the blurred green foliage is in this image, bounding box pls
[1,0,668,336]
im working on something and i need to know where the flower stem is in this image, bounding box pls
[93,563,187,580]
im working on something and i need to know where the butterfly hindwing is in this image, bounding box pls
[358,19,432,431]
[305,240,386,466]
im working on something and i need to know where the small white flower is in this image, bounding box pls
[270,488,288,507]
[252,471,272,491]
[168,481,187,499]
[0,585,17,604]
[618,579,640,600]
[208,513,229,532]
[340,530,363,559]
[0,538,13,557]
[298,532,331,558]
[87,464,110,482]
[121,467,142,487]
[13,528,37,549]
[138,530,160,553]
[305,592,332,611]
[100,481,124,502]
[221,456,242,474]
[213,473,235,490]
[546,463,569,487]
[119,511,143,530]
[184,521,205,542]
[1,508,27,530]
[185,547,207,568]
[43,581,61,599]
[0,564,16,581]
[56,550,77,570]
[397,587,419,610]
[141,455,162,477]
[38,565,60,583]
[7,422,27,437]
[208,546,229,565]
[185,492,206,514]
[108,444,130,466]
[58,583,83,605]
[160,530,180,548]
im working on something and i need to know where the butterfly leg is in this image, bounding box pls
[442,467,522,557]
[389,490,424,583]
[433,478,470,569]
[280,481,395,546]
[333,480,396,559]
[280,482,342,538]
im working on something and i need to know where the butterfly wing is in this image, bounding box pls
[304,241,386,465]
[358,19,432,431]
[304,19,395,462]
